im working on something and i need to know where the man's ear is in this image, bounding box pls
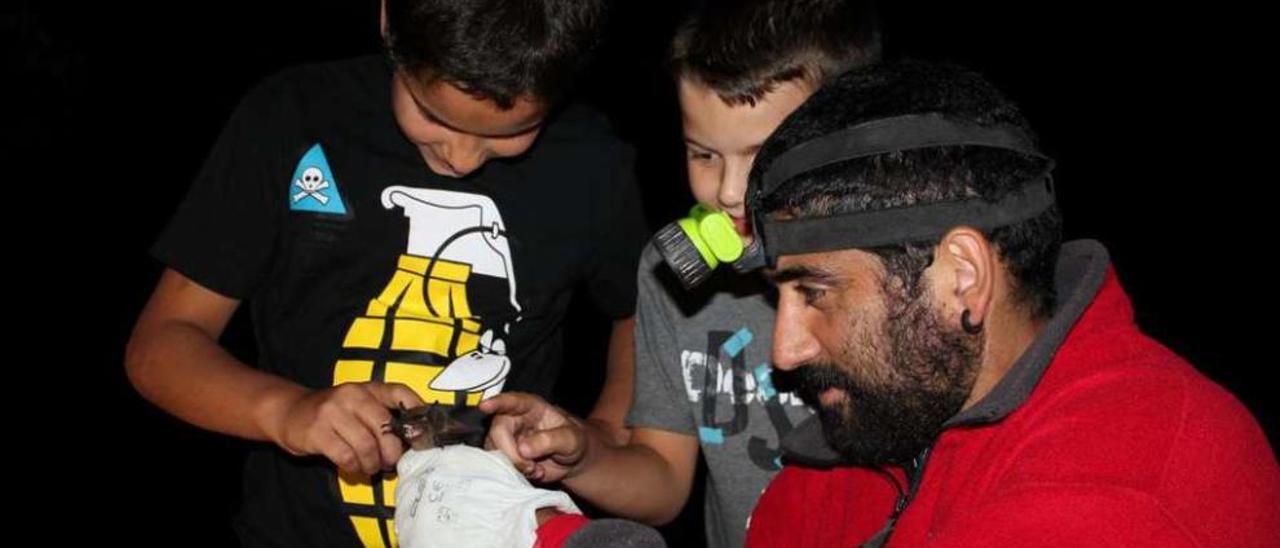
[935,226,996,332]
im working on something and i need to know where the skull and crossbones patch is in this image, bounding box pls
[288,144,348,215]
[293,167,331,205]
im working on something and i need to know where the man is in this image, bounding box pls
[742,59,1280,546]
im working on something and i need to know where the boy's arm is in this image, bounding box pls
[125,268,423,474]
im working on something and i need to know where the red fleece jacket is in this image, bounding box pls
[747,269,1279,547]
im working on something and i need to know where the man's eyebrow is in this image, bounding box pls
[765,265,835,285]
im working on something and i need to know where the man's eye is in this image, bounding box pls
[798,285,826,305]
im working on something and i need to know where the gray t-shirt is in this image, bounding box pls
[627,244,813,548]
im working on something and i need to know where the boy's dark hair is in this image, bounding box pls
[671,0,881,105]
[385,0,606,108]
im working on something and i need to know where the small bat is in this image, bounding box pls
[384,404,486,451]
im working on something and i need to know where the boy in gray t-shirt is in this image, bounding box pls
[482,1,881,545]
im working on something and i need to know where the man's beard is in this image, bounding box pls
[795,286,982,466]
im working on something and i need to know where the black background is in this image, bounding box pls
[10,1,1272,545]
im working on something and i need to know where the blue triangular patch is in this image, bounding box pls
[289,144,347,215]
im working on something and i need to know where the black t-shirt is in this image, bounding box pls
[153,55,647,547]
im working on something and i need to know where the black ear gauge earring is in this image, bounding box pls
[961,309,984,335]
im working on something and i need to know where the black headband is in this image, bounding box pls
[748,113,1056,266]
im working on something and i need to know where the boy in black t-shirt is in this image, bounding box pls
[125,1,647,545]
